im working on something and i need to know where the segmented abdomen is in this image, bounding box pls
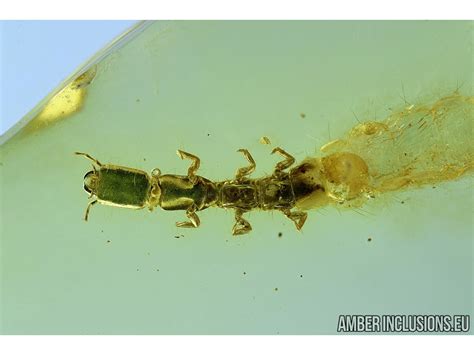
[216,173,296,210]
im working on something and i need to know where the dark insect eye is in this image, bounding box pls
[83,171,95,193]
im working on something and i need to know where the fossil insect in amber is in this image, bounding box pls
[76,91,474,235]
[75,148,313,235]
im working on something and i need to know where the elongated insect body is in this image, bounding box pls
[75,148,312,235]
[76,93,474,235]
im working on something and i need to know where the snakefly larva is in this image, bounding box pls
[75,93,473,235]
[75,148,320,235]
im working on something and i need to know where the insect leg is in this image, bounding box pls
[232,208,252,236]
[177,150,200,184]
[281,209,307,231]
[74,152,103,167]
[271,147,295,174]
[84,199,98,221]
[235,149,256,181]
[176,205,201,228]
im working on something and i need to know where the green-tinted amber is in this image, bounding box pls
[1,21,472,334]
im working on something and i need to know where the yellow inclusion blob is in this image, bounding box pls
[24,66,96,132]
